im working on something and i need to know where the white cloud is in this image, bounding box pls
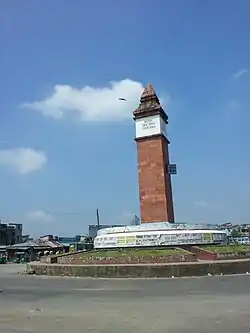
[0,148,47,174]
[22,79,167,122]
[232,69,249,81]
[194,200,211,208]
[26,210,54,223]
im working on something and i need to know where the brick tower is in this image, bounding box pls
[133,84,175,223]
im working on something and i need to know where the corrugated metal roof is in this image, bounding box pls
[7,239,62,250]
[7,240,42,249]
[40,240,62,248]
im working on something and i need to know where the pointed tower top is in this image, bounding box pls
[133,83,168,123]
[141,84,157,99]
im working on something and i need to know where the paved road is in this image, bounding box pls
[1,265,250,332]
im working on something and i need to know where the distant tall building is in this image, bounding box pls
[0,223,7,245]
[0,221,22,245]
[133,84,176,223]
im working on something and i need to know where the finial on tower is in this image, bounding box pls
[133,83,168,122]
[141,84,157,99]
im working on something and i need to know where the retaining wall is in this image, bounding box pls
[57,253,196,265]
[40,247,250,265]
[41,249,196,265]
[191,246,250,261]
[28,259,250,278]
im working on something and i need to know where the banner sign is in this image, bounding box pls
[94,230,227,249]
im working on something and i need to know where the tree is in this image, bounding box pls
[231,230,241,238]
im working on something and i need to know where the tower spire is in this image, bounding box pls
[141,83,158,99]
[133,83,168,122]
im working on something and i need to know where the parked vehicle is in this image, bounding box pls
[0,256,7,264]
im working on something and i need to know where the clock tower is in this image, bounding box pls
[133,84,175,223]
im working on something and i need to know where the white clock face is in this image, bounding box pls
[135,115,167,139]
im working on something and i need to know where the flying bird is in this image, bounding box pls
[118,97,126,101]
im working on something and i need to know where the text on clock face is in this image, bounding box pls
[142,120,156,130]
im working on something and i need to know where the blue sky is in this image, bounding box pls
[0,0,249,236]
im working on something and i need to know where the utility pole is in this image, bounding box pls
[96,208,100,231]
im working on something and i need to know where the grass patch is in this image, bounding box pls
[82,248,184,258]
[202,245,250,254]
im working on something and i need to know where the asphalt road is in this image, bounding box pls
[1,265,250,333]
